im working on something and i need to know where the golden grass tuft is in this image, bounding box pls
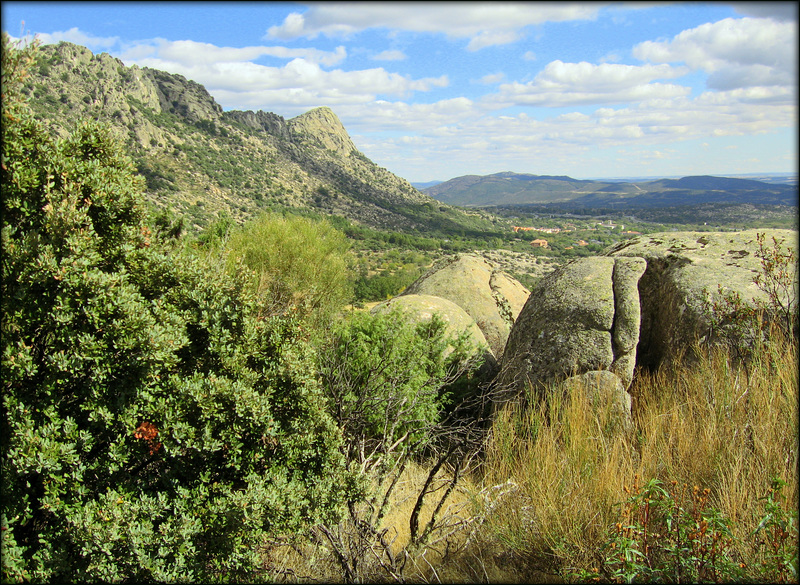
[476,325,798,580]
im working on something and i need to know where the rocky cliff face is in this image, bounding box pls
[23,41,476,233]
[288,107,357,156]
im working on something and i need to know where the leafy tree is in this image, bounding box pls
[2,34,350,583]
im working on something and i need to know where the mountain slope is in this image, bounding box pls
[425,172,798,208]
[22,41,494,234]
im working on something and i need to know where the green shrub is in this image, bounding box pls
[311,307,487,582]
[578,477,744,583]
[317,308,481,473]
[1,35,351,583]
[223,213,353,326]
[353,264,424,302]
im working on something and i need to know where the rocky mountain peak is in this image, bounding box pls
[288,106,357,156]
[144,67,223,123]
[23,40,491,234]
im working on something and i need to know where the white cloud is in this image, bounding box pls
[466,29,523,51]
[120,39,347,67]
[33,27,119,50]
[266,2,606,50]
[118,39,446,113]
[348,83,795,179]
[633,17,797,91]
[338,97,480,134]
[538,60,687,91]
[522,51,537,61]
[372,49,406,61]
[477,72,506,85]
[487,60,690,107]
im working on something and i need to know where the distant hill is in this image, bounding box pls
[21,41,498,235]
[411,180,443,189]
[424,172,601,206]
[424,172,798,209]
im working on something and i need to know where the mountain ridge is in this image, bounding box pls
[424,171,798,208]
[21,40,497,235]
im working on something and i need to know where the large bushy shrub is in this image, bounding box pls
[1,35,350,583]
[223,212,353,325]
[317,308,484,472]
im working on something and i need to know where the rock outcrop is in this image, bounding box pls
[288,106,357,156]
[497,256,646,396]
[400,254,530,360]
[496,229,797,407]
[225,110,291,141]
[606,229,797,369]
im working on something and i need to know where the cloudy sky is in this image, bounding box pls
[3,2,797,182]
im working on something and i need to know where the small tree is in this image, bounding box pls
[2,34,351,583]
[312,307,489,582]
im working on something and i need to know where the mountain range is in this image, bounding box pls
[21,40,497,235]
[21,40,797,234]
[423,171,798,209]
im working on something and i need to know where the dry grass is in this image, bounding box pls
[474,326,798,581]
[258,327,797,583]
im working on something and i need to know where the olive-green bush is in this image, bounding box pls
[223,212,354,326]
[316,307,483,475]
[1,35,351,583]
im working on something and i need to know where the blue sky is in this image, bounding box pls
[3,2,797,182]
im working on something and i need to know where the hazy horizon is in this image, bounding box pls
[412,170,799,185]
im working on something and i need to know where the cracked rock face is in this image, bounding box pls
[399,254,530,360]
[606,229,798,369]
[496,229,797,406]
[496,256,646,396]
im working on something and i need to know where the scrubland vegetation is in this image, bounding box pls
[2,36,797,583]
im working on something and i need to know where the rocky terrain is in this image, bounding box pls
[389,229,797,433]
[23,41,497,234]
